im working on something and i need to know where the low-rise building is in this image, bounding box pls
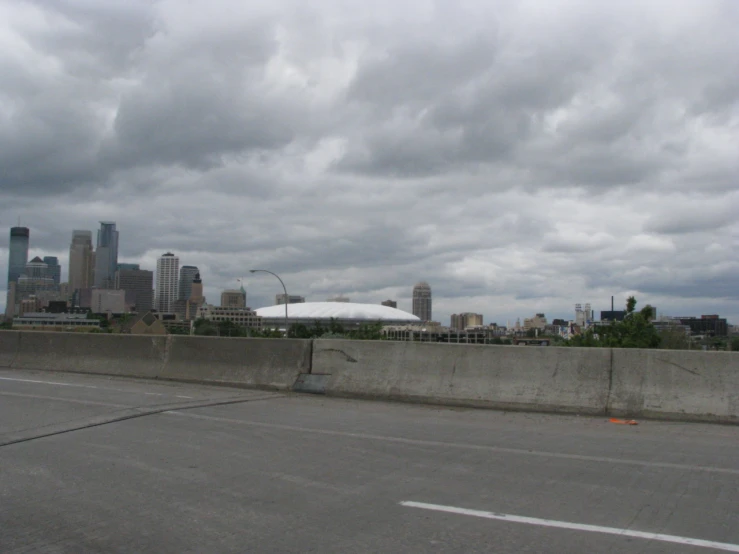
[198,304,263,328]
[653,320,691,336]
[121,311,168,335]
[12,312,101,331]
[383,323,505,344]
[677,315,728,337]
[523,313,547,331]
[450,313,483,330]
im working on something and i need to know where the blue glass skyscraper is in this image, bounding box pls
[94,222,119,289]
[7,227,29,286]
[43,256,61,286]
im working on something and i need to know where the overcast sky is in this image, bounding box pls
[1,0,738,325]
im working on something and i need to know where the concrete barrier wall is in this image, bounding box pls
[0,331,20,367]
[0,331,309,391]
[2,331,738,423]
[162,336,311,390]
[609,349,739,423]
[11,332,168,378]
[312,340,612,415]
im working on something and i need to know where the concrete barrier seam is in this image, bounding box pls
[307,339,314,374]
[159,334,173,378]
[604,348,614,416]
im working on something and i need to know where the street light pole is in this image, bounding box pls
[249,269,289,337]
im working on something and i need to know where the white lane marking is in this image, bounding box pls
[0,391,131,408]
[164,411,739,476]
[0,376,193,400]
[0,376,97,389]
[400,501,739,553]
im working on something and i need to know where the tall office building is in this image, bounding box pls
[412,281,432,322]
[155,252,179,313]
[16,257,56,297]
[69,230,94,293]
[4,282,16,319]
[185,272,205,320]
[43,256,61,286]
[221,289,246,308]
[178,265,199,301]
[451,312,483,330]
[24,256,48,278]
[381,299,397,308]
[575,303,593,327]
[276,294,305,305]
[115,269,154,312]
[7,227,29,286]
[94,222,119,289]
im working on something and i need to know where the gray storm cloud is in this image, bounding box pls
[1,0,737,323]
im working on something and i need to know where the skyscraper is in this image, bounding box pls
[185,272,205,320]
[451,312,483,330]
[276,294,305,305]
[178,265,199,301]
[16,257,56,296]
[94,222,119,289]
[69,230,94,293]
[115,269,154,312]
[7,227,29,286]
[24,256,48,279]
[156,252,179,313]
[221,289,246,308]
[43,256,61,286]
[412,282,432,322]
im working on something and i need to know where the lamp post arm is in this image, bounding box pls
[249,269,289,337]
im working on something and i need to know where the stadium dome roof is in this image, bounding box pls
[255,302,419,322]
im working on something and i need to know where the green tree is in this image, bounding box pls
[328,318,345,335]
[659,327,691,350]
[218,320,246,337]
[348,321,383,340]
[567,297,661,349]
[287,323,312,339]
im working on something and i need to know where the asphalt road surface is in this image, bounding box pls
[1,367,738,553]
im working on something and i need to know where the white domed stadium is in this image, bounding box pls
[255,302,419,329]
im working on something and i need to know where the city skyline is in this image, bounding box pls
[0,1,737,325]
[1,221,735,325]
